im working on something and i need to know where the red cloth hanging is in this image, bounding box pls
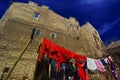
[38,38,90,80]
[38,38,75,71]
[75,54,90,80]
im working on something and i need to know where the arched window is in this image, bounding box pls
[50,33,56,38]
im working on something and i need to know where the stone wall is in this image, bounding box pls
[0,2,106,80]
[106,41,120,79]
[0,19,39,80]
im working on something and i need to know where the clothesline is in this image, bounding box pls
[38,38,119,80]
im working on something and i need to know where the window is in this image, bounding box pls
[4,67,9,73]
[77,37,80,40]
[34,12,40,20]
[35,30,41,37]
[50,33,56,38]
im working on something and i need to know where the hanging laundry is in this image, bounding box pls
[38,38,75,71]
[100,59,106,65]
[75,54,90,80]
[95,59,106,72]
[50,59,57,80]
[103,58,109,64]
[51,59,57,70]
[87,57,97,71]
[107,57,119,80]
[108,56,113,62]
[38,38,118,80]
[56,63,65,80]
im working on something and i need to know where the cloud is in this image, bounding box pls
[98,18,120,35]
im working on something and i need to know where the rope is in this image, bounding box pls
[5,39,31,80]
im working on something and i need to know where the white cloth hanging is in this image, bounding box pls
[104,58,109,64]
[87,57,97,71]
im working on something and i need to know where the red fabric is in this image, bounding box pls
[77,69,90,80]
[108,56,113,62]
[38,38,89,80]
[38,38,75,71]
[75,54,90,80]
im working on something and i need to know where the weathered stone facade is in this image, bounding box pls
[0,2,107,80]
[106,41,120,79]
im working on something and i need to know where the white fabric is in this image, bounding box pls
[87,57,97,71]
[104,58,109,64]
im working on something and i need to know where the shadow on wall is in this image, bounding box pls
[34,58,49,80]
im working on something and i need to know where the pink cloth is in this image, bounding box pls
[95,59,106,72]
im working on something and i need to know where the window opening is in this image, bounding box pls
[50,33,56,38]
[77,37,79,40]
[34,12,40,20]
[4,67,9,73]
[35,30,41,37]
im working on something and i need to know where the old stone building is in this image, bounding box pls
[0,1,107,80]
[106,41,120,78]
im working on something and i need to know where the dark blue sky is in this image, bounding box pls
[0,0,120,45]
